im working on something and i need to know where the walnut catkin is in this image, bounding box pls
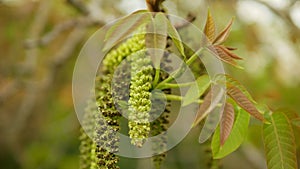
[128,50,154,147]
[79,29,146,169]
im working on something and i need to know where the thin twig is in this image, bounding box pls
[24,19,78,49]
[42,24,89,89]
[6,0,53,165]
[23,17,104,49]
[12,23,89,136]
[256,0,300,35]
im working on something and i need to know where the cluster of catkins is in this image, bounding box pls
[79,29,170,169]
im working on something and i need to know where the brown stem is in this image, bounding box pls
[146,0,165,12]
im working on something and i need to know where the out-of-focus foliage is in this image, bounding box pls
[0,0,299,169]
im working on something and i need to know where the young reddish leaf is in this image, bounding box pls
[212,45,238,67]
[203,10,215,43]
[213,18,234,45]
[227,86,265,122]
[215,74,257,104]
[193,87,223,127]
[211,107,250,159]
[103,11,151,51]
[225,75,257,103]
[220,103,235,146]
[193,90,212,127]
[218,45,243,60]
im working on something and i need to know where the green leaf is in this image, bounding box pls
[211,107,250,159]
[103,10,151,51]
[211,45,239,67]
[146,12,168,68]
[166,18,186,59]
[182,74,210,106]
[263,112,298,169]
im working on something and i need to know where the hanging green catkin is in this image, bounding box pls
[111,59,131,111]
[128,50,154,147]
[79,100,98,169]
[150,100,170,169]
[79,130,93,169]
[103,30,145,74]
[92,29,146,168]
[150,53,172,169]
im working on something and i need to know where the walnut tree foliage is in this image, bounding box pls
[79,1,299,169]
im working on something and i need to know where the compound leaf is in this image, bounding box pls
[263,112,298,169]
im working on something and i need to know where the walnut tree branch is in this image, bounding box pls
[24,17,104,49]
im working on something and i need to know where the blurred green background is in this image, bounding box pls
[0,0,299,169]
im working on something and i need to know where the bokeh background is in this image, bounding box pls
[0,0,299,169]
